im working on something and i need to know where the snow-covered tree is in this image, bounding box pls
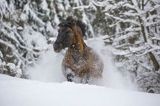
[93,0,160,93]
[0,0,48,78]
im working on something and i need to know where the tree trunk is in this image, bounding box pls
[138,16,160,71]
[148,52,159,71]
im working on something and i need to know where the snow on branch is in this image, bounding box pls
[135,59,153,71]
[112,42,159,57]
[122,12,139,17]
[1,24,41,55]
[0,0,8,17]
[0,39,24,64]
[0,39,15,50]
[114,33,136,42]
[123,3,142,14]
[72,2,91,9]
[146,20,160,27]
[146,4,160,13]
[152,37,160,41]
[91,0,109,7]
[0,0,14,19]
[21,3,45,26]
[146,14,160,21]
[105,13,140,25]
[115,27,141,36]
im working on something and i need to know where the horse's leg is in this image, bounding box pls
[62,64,75,82]
[81,73,90,84]
[67,73,74,82]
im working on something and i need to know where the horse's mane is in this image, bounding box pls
[59,16,86,37]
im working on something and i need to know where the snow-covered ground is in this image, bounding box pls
[0,74,160,106]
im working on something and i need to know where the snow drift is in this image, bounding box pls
[0,74,160,106]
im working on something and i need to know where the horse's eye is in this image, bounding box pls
[66,31,70,34]
[66,31,73,37]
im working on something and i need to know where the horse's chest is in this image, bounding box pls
[63,51,89,75]
[64,54,87,67]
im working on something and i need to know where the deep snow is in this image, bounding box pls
[0,74,160,106]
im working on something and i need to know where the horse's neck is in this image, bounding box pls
[69,42,87,54]
[67,41,87,62]
[67,46,86,63]
[68,25,87,58]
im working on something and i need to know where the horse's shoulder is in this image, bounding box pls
[63,49,79,67]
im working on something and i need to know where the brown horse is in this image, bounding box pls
[53,16,104,83]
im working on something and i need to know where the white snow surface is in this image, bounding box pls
[0,74,160,106]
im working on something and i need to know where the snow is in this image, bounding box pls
[0,0,9,16]
[40,0,49,14]
[21,3,45,26]
[105,13,140,25]
[0,74,160,106]
[6,63,16,69]
[28,44,65,82]
[22,26,48,50]
[45,21,57,37]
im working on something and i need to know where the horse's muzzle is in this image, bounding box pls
[53,42,62,53]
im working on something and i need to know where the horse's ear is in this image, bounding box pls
[58,23,62,27]
[66,16,76,25]
[58,21,72,27]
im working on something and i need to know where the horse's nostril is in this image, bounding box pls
[53,43,62,52]
[53,43,58,50]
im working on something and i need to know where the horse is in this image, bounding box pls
[53,16,104,83]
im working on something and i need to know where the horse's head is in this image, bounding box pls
[54,16,86,53]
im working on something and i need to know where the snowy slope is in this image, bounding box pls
[0,74,160,106]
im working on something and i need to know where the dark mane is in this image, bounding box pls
[59,16,86,37]
[76,19,86,37]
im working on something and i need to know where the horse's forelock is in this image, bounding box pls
[58,21,70,27]
[58,16,86,37]
[67,17,86,37]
